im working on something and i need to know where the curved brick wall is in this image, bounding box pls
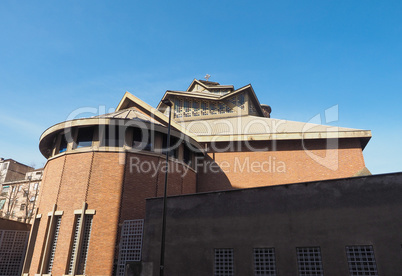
[28,151,196,276]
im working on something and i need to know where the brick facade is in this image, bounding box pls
[197,138,366,192]
[27,151,196,276]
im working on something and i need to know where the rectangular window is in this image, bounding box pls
[237,93,245,109]
[59,133,69,153]
[46,215,62,273]
[296,247,323,276]
[117,219,144,276]
[254,248,277,276]
[77,215,93,274]
[201,101,209,115]
[218,102,226,114]
[20,204,26,211]
[0,199,5,210]
[67,215,93,275]
[192,100,200,116]
[76,127,94,148]
[0,230,30,276]
[346,245,378,276]
[2,185,9,191]
[210,102,217,115]
[174,98,183,118]
[214,248,234,276]
[132,128,152,151]
[183,100,191,117]
[67,216,81,275]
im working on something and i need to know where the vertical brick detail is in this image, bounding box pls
[55,154,67,204]
[85,152,125,276]
[85,152,95,202]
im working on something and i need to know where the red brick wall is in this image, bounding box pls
[197,138,367,192]
[28,151,196,276]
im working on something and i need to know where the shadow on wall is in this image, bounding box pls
[196,154,233,193]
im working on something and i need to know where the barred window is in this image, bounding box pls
[249,101,257,115]
[67,216,81,275]
[192,100,200,116]
[46,216,62,273]
[346,245,378,276]
[254,248,277,276]
[210,102,218,115]
[117,219,144,276]
[296,247,323,276]
[67,214,93,275]
[174,98,183,118]
[214,248,234,276]
[77,215,93,274]
[218,102,226,114]
[201,101,209,115]
[0,230,29,276]
[238,93,245,109]
[228,95,237,106]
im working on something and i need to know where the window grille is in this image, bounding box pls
[174,98,183,118]
[46,216,62,273]
[201,101,209,115]
[117,219,144,276]
[249,101,257,115]
[183,100,191,117]
[218,102,226,114]
[228,95,237,106]
[346,245,378,276]
[77,215,93,274]
[296,247,323,276]
[254,248,277,276]
[214,248,234,276]
[192,100,200,116]
[210,102,218,115]
[0,230,29,276]
[67,216,81,274]
[238,94,245,110]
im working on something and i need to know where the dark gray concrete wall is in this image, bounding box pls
[142,173,402,275]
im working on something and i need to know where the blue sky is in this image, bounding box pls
[0,1,401,174]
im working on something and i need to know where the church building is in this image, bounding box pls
[22,78,375,276]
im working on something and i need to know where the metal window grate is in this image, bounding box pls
[254,248,277,276]
[214,248,234,276]
[0,230,29,276]
[346,245,378,276]
[117,219,144,276]
[296,247,324,276]
[67,216,81,274]
[77,215,93,274]
[47,216,62,273]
